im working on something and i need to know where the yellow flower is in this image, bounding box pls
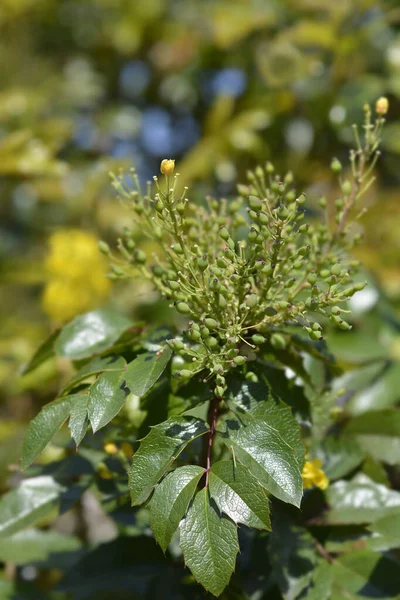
[42,229,110,322]
[120,442,134,458]
[104,442,118,455]
[302,459,329,491]
[375,96,389,116]
[160,158,175,176]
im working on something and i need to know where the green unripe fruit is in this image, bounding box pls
[152,265,164,277]
[308,273,317,284]
[298,246,309,256]
[309,330,323,341]
[207,337,219,348]
[278,205,289,219]
[134,249,146,264]
[245,371,258,382]
[205,318,218,329]
[189,329,201,341]
[331,264,341,275]
[354,281,367,291]
[331,158,342,173]
[154,199,164,213]
[249,196,263,210]
[293,260,303,269]
[176,302,191,314]
[98,240,110,255]
[312,322,321,331]
[219,226,230,241]
[233,356,247,365]
[319,196,327,208]
[217,257,227,268]
[126,239,135,249]
[341,180,352,195]
[286,190,296,202]
[198,255,208,270]
[201,326,210,338]
[209,278,220,291]
[176,202,185,214]
[246,294,259,308]
[331,306,341,315]
[258,212,269,225]
[266,161,274,174]
[337,319,352,331]
[284,171,294,185]
[178,370,193,380]
[248,210,258,220]
[112,265,124,276]
[172,339,184,351]
[297,193,306,205]
[278,183,285,194]
[252,334,266,345]
[168,280,180,290]
[262,264,273,275]
[298,223,310,233]
[171,244,183,255]
[335,198,344,209]
[329,315,342,325]
[215,385,225,398]
[219,294,227,307]
[270,333,286,350]
[320,270,330,279]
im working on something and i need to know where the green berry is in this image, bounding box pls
[205,318,218,329]
[176,302,191,314]
[249,196,262,210]
[270,333,286,350]
[252,334,266,345]
[219,226,230,241]
[331,158,342,173]
[134,249,146,264]
[233,356,247,366]
[98,240,110,255]
[246,294,259,308]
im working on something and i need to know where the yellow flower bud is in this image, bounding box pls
[375,96,389,116]
[104,442,118,455]
[160,159,175,176]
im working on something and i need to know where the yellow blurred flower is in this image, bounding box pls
[104,442,118,455]
[302,459,329,491]
[375,96,389,116]
[42,229,110,322]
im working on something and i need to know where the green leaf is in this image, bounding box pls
[124,348,172,397]
[345,409,400,465]
[268,517,319,600]
[150,465,204,552]
[180,488,239,597]
[20,329,60,375]
[87,370,129,432]
[348,362,400,414]
[209,460,271,530]
[0,529,81,564]
[21,395,77,469]
[226,377,305,467]
[68,394,89,446]
[301,561,332,600]
[367,513,400,548]
[332,549,400,598]
[55,309,132,360]
[0,476,64,538]
[130,417,208,506]
[223,416,303,507]
[60,354,126,395]
[327,474,400,524]
[317,436,364,480]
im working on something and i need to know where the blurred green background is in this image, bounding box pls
[1,0,400,583]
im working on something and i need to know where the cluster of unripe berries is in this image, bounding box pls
[104,100,388,391]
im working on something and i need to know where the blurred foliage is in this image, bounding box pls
[0,0,400,596]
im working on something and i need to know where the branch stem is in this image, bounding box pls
[204,394,220,487]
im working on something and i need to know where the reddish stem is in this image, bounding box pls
[204,395,219,487]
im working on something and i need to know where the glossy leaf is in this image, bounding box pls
[345,409,400,465]
[0,476,64,538]
[367,513,400,548]
[268,517,319,600]
[20,329,60,375]
[318,436,364,480]
[0,529,81,564]
[209,460,271,530]
[124,348,172,397]
[68,394,89,446]
[226,377,305,467]
[87,370,129,432]
[180,488,239,596]
[55,309,132,360]
[21,395,76,470]
[327,474,400,524]
[332,549,400,598]
[150,465,204,552]
[61,354,126,395]
[130,417,208,506]
[223,416,303,507]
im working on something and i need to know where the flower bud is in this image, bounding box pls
[319,196,327,208]
[252,334,266,345]
[341,180,352,195]
[266,161,274,174]
[245,371,258,382]
[207,337,219,348]
[205,318,218,329]
[198,255,208,270]
[307,273,317,284]
[215,385,225,398]
[375,96,389,116]
[353,281,367,291]
[160,159,175,176]
[178,369,193,380]
[176,202,185,214]
[296,193,306,205]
